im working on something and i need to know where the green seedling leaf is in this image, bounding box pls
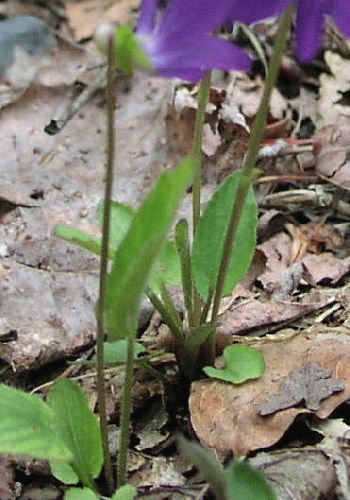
[48,380,103,488]
[54,225,101,256]
[56,204,180,293]
[55,201,135,259]
[100,203,181,289]
[106,157,193,339]
[112,484,137,500]
[51,461,79,485]
[115,25,153,75]
[65,487,98,500]
[203,344,265,384]
[0,384,71,461]
[103,340,145,364]
[192,171,257,301]
[178,436,227,500]
[225,461,277,500]
[100,203,181,290]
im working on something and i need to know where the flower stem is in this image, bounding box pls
[192,71,211,234]
[96,32,116,493]
[117,338,135,487]
[192,70,211,324]
[208,6,293,359]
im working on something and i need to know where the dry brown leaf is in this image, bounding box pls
[216,289,338,350]
[190,328,350,457]
[302,253,350,286]
[129,455,186,489]
[318,51,350,128]
[0,74,173,370]
[256,362,344,415]
[257,226,349,294]
[0,456,14,500]
[297,223,344,253]
[251,449,336,499]
[315,116,350,189]
[65,0,139,41]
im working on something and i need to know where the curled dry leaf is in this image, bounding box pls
[315,116,350,189]
[190,328,350,457]
[250,449,337,499]
[216,289,338,350]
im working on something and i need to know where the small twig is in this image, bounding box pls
[255,174,318,184]
[44,66,107,135]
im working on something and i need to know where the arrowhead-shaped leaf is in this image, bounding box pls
[192,171,257,301]
[55,205,181,291]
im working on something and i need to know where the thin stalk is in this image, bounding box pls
[200,287,214,325]
[175,219,194,327]
[117,338,135,487]
[159,282,183,332]
[96,33,116,493]
[208,7,294,361]
[192,71,212,324]
[192,71,211,234]
[147,290,184,346]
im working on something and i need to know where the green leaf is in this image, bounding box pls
[98,201,135,254]
[104,340,145,364]
[192,171,257,301]
[0,384,71,461]
[56,204,180,293]
[106,157,193,339]
[55,202,135,260]
[48,380,103,488]
[203,345,265,384]
[115,25,153,75]
[65,487,98,500]
[112,484,137,500]
[225,461,277,500]
[51,461,79,485]
[154,240,182,287]
[178,437,227,500]
[54,225,101,256]
[175,219,193,322]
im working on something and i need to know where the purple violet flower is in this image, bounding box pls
[135,0,251,82]
[228,0,289,25]
[293,0,350,62]
[232,0,350,63]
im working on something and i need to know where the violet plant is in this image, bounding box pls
[2,0,347,498]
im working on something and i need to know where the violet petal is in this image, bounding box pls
[136,0,158,35]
